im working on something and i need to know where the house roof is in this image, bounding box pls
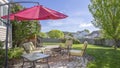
[86,30,101,36]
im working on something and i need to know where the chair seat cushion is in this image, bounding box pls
[32,49,42,53]
[70,50,82,56]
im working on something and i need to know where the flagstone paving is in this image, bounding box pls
[8,54,94,68]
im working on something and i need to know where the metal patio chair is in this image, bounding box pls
[22,42,43,53]
[69,41,88,63]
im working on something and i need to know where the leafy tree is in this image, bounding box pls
[89,0,120,49]
[84,29,90,33]
[48,30,64,39]
[11,4,41,47]
[38,32,48,38]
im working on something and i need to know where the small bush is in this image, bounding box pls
[0,41,5,68]
[61,38,80,44]
[61,38,66,43]
[73,39,81,44]
[0,41,4,48]
[8,47,23,59]
[0,47,23,67]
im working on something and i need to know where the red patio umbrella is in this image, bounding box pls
[1,5,68,20]
[1,5,68,47]
[1,5,68,68]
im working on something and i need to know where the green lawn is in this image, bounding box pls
[44,43,120,68]
[73,44,120,68]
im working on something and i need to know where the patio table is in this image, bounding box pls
[21,52,50,68]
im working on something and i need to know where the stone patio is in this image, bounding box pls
[9,54,94,68]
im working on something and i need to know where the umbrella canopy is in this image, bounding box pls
[1,4,68,68]
[1,5,68,20]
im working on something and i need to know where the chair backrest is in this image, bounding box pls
[65,39,73,49]
[22,42,35,53]
[80,41,88,56]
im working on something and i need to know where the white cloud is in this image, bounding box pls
[41,10,98,32]
[70,11,90,17]
[79,23,93,28]
[46,20,65,26]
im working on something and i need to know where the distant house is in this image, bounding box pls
[85,30,101,39]
[0,0,12,48]
[72,30,89,39]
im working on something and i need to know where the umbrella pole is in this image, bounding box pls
[5,22,10,68]
[4,3,10,68]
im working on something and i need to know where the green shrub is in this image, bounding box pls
[0,41,5,68]
[0,41,3,48]
[73,39,81,44]
[61,38,80,44]
[61,38,66,43]
[0,46,23,67]
[8,47,23,59]
[0,41,23,68]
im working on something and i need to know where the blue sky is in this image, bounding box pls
[14,0,99,32]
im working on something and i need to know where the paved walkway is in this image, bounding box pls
[9,54,94,68]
